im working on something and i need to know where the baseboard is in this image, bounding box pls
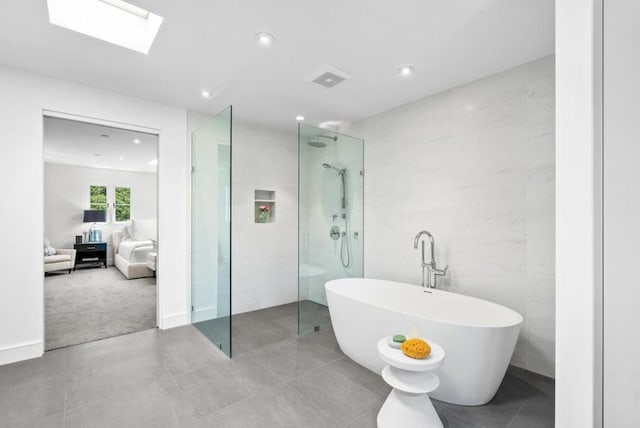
[0,340,43,366]
[160,312,189,330]
[191,306,217,323]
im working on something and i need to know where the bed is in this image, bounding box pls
[112,219,157,279]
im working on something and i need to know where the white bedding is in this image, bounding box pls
[118,239,154,263]
[130,219,157,241]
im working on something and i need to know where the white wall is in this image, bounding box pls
[186,112,298,316]
[0,65,188,365]
[555,0,600,426]
[349,55,556,378]
[299,130,364,305]
[189,111,230,322]
[232,121,298,314]
[603,0,639,425]
[44,163,157,264]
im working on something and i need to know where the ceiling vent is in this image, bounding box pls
[306,65,353,89]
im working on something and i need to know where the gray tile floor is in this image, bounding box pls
[193,300,330,356]
[298,300,333,335]
[0,302,554,427]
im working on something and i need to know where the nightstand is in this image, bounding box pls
[73,242,107,270]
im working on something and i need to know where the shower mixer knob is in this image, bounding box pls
[330,226,341,240]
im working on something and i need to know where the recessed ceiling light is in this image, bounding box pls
[255,32,275,46]
[149,159,158,166]
[46,0,163,54]
[398,65,415,77]
[132,138,141,144]
[296,115,305,121]
[119,156,124,160]
[199,87,224,100]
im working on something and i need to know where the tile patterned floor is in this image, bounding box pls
[0,302,554,427]
[193,300,330,356]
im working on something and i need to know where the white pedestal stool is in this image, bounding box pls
[377,337,445,428]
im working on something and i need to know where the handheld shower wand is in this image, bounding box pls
[322,163,346,209]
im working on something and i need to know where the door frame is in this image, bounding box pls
[42,109,162,339]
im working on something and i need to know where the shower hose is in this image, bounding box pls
[340,230,351,268]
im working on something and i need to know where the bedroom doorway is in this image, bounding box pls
[43,115,159,350]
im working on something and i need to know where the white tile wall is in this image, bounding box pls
[231,121,298,314]
[298,129,364,305]
[349,55,555,377]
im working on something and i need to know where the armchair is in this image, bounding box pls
[44,248,77,274]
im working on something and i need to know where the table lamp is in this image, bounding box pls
[83,210,107,242]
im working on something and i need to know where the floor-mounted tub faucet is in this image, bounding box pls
[414,230,448,288]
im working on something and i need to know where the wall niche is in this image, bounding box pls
[254,189,275,223]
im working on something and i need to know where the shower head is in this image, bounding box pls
[323,163,347,209]
[307,140,327,148]
[322,163,345,175]
[307,134,337,148]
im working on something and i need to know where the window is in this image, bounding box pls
[90,185,108,210]
[114,187,131,222]
[88,185,132,222]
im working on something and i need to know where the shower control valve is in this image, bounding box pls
[330,226,341,240]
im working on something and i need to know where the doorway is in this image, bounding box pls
[43,115,159,350]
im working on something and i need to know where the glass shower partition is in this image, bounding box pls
[298,124,364,335]
[191,106,232,356]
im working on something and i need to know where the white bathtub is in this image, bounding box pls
[325,278,522,406]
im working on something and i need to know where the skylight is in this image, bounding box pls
[99,0,149,19]
[47,0,163,54]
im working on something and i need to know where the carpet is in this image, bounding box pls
[44,267,156,350]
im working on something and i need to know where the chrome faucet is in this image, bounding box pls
[413,230,448,288]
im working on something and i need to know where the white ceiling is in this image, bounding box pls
[44,117,158,173]
[0,1,554,131]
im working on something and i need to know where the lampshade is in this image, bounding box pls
[83,210,107,223]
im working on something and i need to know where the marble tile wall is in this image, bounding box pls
[231,122,299,314]
[349,55,555,377]
[298,131,364,305]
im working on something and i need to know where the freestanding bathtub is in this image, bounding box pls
[325,278,523,406]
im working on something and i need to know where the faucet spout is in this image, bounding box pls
[413,230,446,288]
[414,230,435,265]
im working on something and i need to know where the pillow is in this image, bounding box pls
[120,224,132,241]
[130,219,157,241]
[43,238,56,256]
